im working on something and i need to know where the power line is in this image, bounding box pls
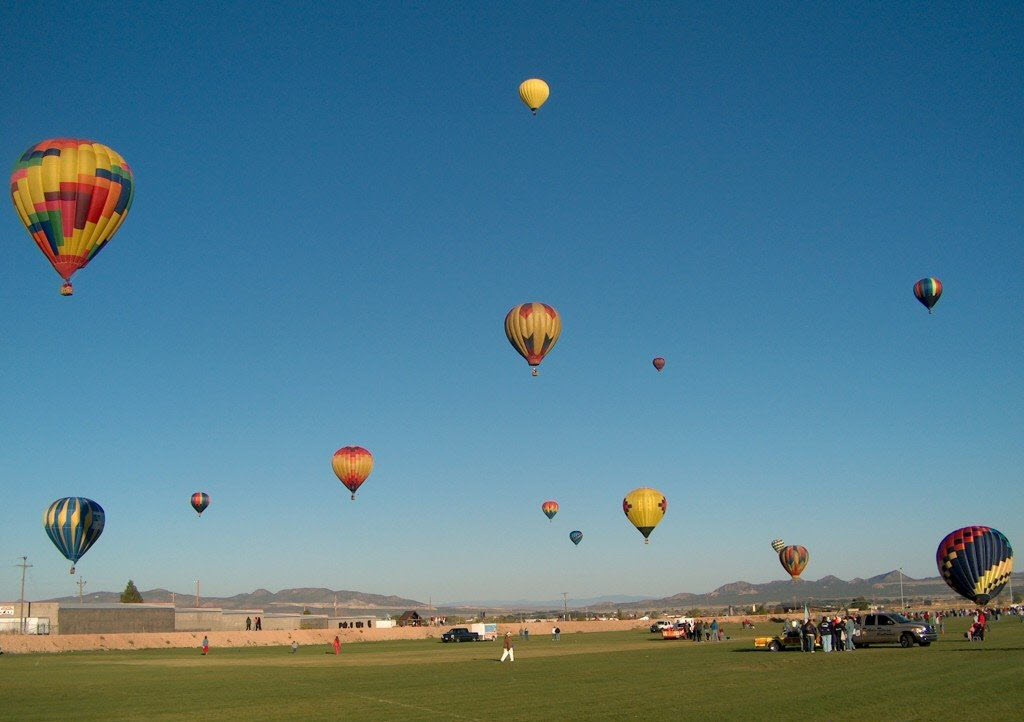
[16,557,33,635]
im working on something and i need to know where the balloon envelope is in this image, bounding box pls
[541,500,559,521]
[936,526,1013,605]
[332,446,374,500]
[10,139,134,295]
[191,492,210,515]
[622,487,666,543]
[913,277,942,312]
[652,357,665,371]
[43,497,105,573]
[778,545,809,580]
[771,538,785,553]
[569,530,583,546]
[518,78,550,114]
[505,302,561,375]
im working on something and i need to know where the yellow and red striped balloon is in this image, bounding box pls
[10,139,134,295]
[505,302,561,376]
[332,446,374,500]
[541,500,559,521]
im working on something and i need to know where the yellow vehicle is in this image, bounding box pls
[754,623,820,652]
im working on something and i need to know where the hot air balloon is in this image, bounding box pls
[191,492,210,516]
[936,526,1014,605]
[771,538,785,553]
[778,545,809,581]
[622,487,666,544]
[542,500,559,521]
[10,139,134,296]
[913,277,942,313]
[652,357,665,372]
[43,497,105,574]
[569,530,583,546]
[505,302,561,376]
[332,446,374,500]
[518,79,549,115]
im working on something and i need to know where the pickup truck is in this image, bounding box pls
[441,627,480,643]
[854,613,937,648]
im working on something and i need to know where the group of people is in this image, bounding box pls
[245,616,262,631]
[677,619,723,641]
[795,616,857,652]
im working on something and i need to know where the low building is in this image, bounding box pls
[58,603,175,634]
[397,610,423,627]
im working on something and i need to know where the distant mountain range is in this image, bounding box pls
[43,571,1023,613]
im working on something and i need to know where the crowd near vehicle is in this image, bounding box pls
[855,613,937,647]
[441,628,480,643]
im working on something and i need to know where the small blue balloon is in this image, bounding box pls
[569,530,583,546]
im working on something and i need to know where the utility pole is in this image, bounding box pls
[17,556,32,635]
[899,568,905,610]
[561,592,569,622]
[194,580,200,608]
[77,576,87,604]
[333,594,338,617]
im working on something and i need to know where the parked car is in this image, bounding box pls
[754,623,820,651]
[650,620,672,633]
[441,627,480,643]
[854,613,937,648]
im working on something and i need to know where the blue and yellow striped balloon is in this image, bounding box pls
[43,497,105,574]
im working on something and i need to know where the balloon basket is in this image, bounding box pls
[60,282,73,296]
[350,493,355,501]
[643,539,649,545]
[70,566,76,574]
[531,368,539,377]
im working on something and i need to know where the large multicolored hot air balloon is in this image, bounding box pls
[518,79,549,115]
[191,492,210,516]
[771,538,785,553]
[542,500,559,521]
[332,446,374,500]
[652,357,665,372]
[569,530,583,546]
[505,302,561,376]
[43,497,105,574]
[936,526,1014,605]
[913,277,942,314]
[622,487,666,544]
[778,545,809,581]
[10,139,134,296]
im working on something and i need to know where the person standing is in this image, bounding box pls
[844,617,856,651]
[818,617,832,653]
[201,635,209,656]
[255,616,262,631]
[246,617,252,630]
[801,619,816,653]
[290,640,298,653]
[710,619,719,641]
[500,632,515,662]
[333,636,341,655]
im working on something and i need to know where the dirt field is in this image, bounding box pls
[0,618,649,654]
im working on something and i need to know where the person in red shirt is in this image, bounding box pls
[333,636,341,655]
[499,632,515,662]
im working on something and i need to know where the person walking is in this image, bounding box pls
[201,635,209,656]
[290,640,298,653]
[245,617,252,630]
[255,616,262,631]
[500,632,515,662]
[333,636,341,655]
[844,617,856,651]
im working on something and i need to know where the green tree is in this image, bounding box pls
[850,597,870,611]
[120,580,143,603]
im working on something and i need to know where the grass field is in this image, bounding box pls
[3,616,1022,721]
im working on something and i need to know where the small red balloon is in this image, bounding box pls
[652,357,665,371]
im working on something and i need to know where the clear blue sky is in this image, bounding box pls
[1,2,1021,605]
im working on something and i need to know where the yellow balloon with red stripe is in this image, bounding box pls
[10,138,134,295]
[518,78,550,115]
[622,487,666,544]
[332,446,374,500]
[505,302,561,376]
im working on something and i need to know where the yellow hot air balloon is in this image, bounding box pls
[10,139,134,295]
[518,78,550,115]
[504,302,561,376]
[622,487,666,544]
